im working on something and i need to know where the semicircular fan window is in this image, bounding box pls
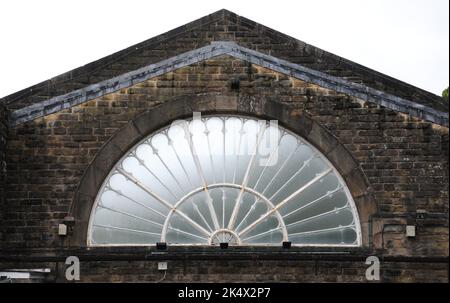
[88,115,362,247]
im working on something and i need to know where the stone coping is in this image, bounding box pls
[10,41,449,126]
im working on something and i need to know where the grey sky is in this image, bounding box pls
[0,0,448,98]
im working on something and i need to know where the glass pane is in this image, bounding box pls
[91,226,161,245]
[286,208,354,234]
[89,115,361,247]
[166,212,208,244]
[240,215,280,240]
[289,227,357,245]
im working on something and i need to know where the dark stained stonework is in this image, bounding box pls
[0,247,448,283]
[0,11,448,283]
[0,102,8,250]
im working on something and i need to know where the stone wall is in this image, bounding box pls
[73,259,449,283]
[0,257,447,283]
[0,56,448,282]
[0,102,8,248]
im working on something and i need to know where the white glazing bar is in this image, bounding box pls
[260,142,302,196]
[228,122,267,230]
[222,188,226,228]
[193,203,214,232]
[204,122,217,184]
[234,196,261,232]
[222,118,226,183]
[288,224,355,237]
[282,185,344,219]
[238,168,333,237]
[285,204,349,228]
[98,204,164,228]
[172,211,211,237]
[181,121,221,230]
[93,224,161,237]
[274,168,333,212]
[167,139,210,229]
[118,166,210,237]
[168,139,195,189]
[106,185,167,218]
[242,226,283,242]
[252,132,285,190]
[268,153,317,201]
[149,141,187,194]
[130,151,179,200]
[167,226,209,241]
[117,167,173,210]
[232,120,245,184]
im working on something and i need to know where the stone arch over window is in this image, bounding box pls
[68,94,376,248]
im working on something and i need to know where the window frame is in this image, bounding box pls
[86,114,362,248]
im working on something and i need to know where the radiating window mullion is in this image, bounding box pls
[282,185,344,219]
[97,204,164,229]
[129,151,179,201]
[268,153,318,202]
[222,188,226,228]
[193,203,214,232]
[204,121,217,184]
[93,224,161,237]
[167,226,209,241]
[117,167,173,210]
[259,142,302,197]
[252,132,285,190]
[242,226,282,242]
[171,210,212,237]
[238,168,333,238]
[232,121,245,184]
[228,122,267,230]
[234,196,262,232]
[115,170,209,240]
[168,136,216,232]
[289,224,355,237]
[168,138,195,189]
[222,118,226,183]
[285,204,349,229]
[274,168,333,212]
[148,139,187,196]
[167,137,213,232]
[106,185,167,218]
[181,121,221,230]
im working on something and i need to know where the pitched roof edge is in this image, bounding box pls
[224,10,447,110]
[10,41,449,127]
[0,9,229,105]
[1,9,447,114]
